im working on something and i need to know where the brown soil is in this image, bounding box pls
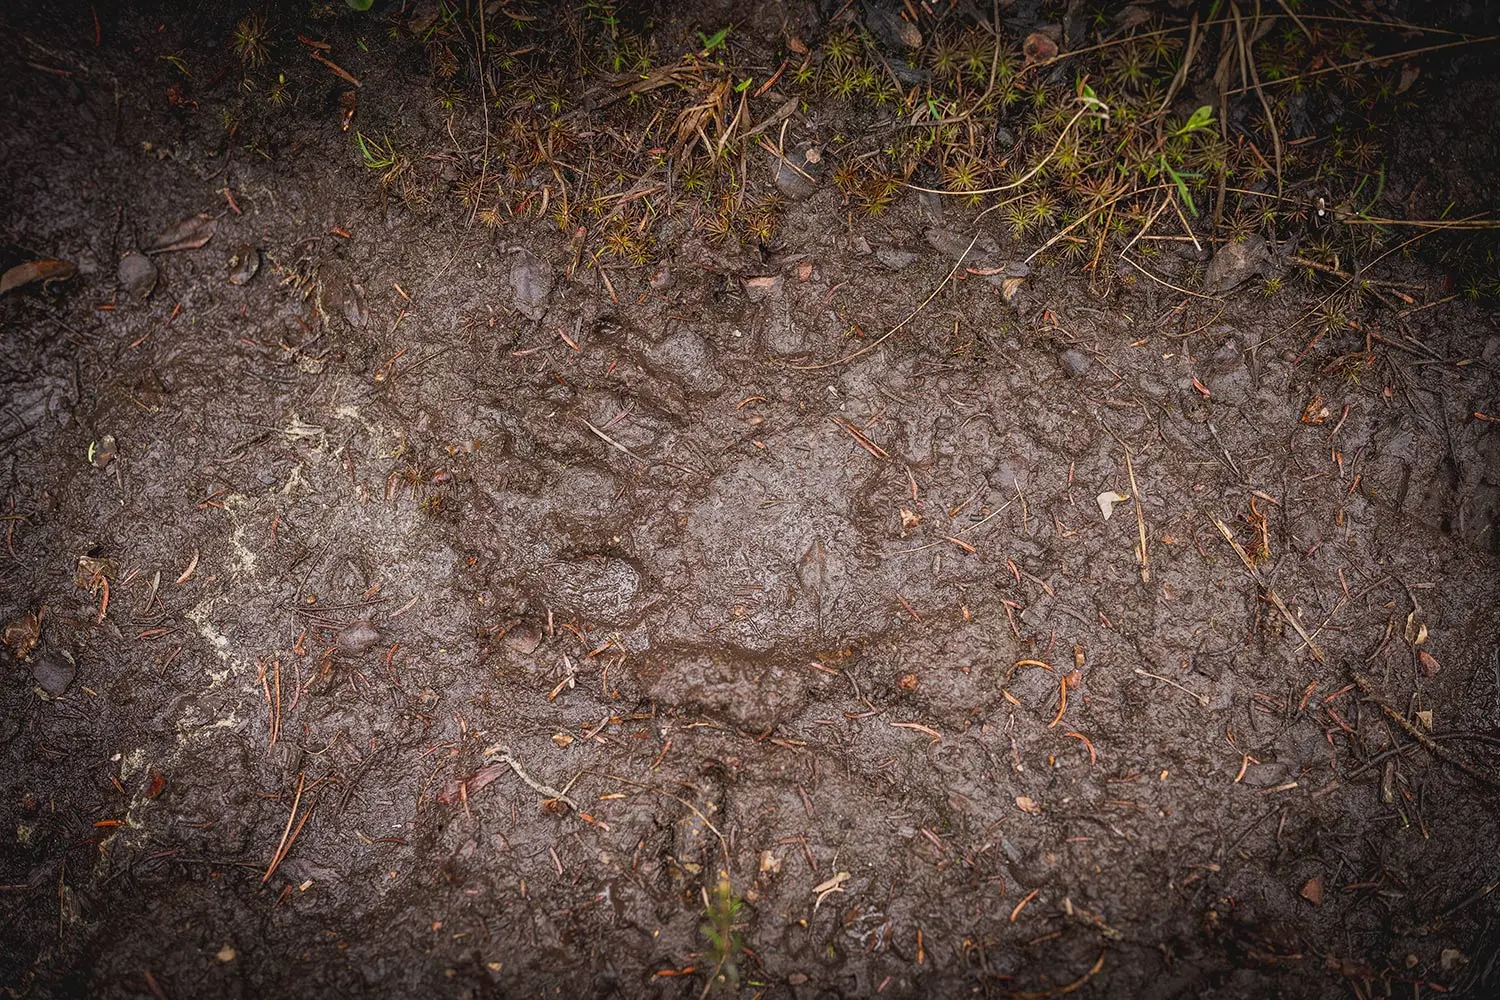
[2,2,1498,998]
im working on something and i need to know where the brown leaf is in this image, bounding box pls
[0,258,77,295]
[1023,32,1059,66]
[146,213,218,254]
[75,555,117,589]
[2,611,42,659]
[1300,396,1330,424]
[437,762,507,804]
[1404,611,1428,647]
[1301,875,1324,906]
[1397,63,1420,95]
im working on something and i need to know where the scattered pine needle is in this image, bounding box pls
[1063,731,1097,765]
[1003,950,1107,999]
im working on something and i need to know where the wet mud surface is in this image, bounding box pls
[2,2,1499,998]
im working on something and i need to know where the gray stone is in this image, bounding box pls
[314,260,368,331]
[875,247,917,270]
[32,650,76,697]
[924,227,999,264]
[509,250,553,319]
[1204,235,1270,294]
[117,251,157,298]
[773,147,822,200]
[743,275,781,302]
[864,5,922,50]
[336,620,382,656]
[1059,349,1092,377]
[643,330,726,395]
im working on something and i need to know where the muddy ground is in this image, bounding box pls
[2,2,1499,998]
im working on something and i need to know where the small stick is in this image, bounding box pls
[484,745,578,808]
[264,773,306,882]
[1354,673,1500,789]
[790,231,979,371]
[1134,667,1209,708]
[309,49,361,87]
[1123,446,1150,583]
[174,548,199,585]
[830,417,887,458]
[271,655,281,746]
[580,418,646,463]
[1210,517,1324,662]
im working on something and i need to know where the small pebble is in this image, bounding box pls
[336,620,382,656]
[117,251,157,298]
[875,247,916,270]
[1059,349,1092,377]
[504,625,542,654]
[773,147,821,201]
[743,275,781,302]
[32,650,77,697]
[509,250,553,319]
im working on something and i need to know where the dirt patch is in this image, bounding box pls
[2,2,1499,998]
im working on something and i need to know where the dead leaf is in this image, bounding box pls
[1418,650,1440,676]
[1397,63,1420,95]
[75,555,117,589]
[1097,490,1130,521]
[436,762,507,804]
[1015,795,1042,816]
[1300,396,1330,424]
[1404,611,1428,647]
[743,274,781,299]
[1023,32,1059,65]
[88,435,118,469]
[998,275,1026,306]
[1301,875,1324,906]
[2,610,42,659]
[146,213,218,254]
[0,258,77,295]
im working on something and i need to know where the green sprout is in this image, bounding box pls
[355,132,398,170]
[697,26,731,57]
[700,874,745,993]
